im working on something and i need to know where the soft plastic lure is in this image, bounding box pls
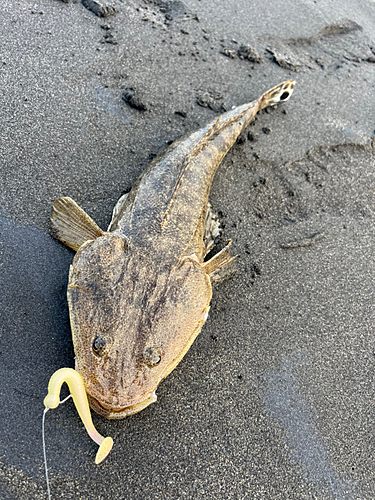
[44,368,113,464]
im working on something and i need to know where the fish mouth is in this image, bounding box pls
[73,362,157,419]
[87,390,157,420]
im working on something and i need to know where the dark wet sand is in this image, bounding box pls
[0,0,374,498]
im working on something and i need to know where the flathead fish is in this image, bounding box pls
[47,80,295,426]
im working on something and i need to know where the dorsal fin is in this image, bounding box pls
[161,109,248,229]
[162,117,222,227]
[50,197,104,251]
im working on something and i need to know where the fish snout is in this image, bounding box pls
[86,389,158,420]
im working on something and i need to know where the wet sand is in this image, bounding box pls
[0,0,374,498]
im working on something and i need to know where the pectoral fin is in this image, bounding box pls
[202,239,237,283]
[50,197,104,251]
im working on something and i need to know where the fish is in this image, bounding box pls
[48,80,295,423]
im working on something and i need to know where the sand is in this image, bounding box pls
[0,0,374,498]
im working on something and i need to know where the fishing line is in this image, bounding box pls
[42,394,72,500]
[42,408,50,500]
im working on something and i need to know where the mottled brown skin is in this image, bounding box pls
[68,235,211,418]
[51,80,295,419]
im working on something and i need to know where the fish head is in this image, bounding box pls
[67,233,211,419]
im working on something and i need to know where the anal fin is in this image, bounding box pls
[50,197,104,251]
[202,239,237,283]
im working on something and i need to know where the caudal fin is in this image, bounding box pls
[259,79,295,110]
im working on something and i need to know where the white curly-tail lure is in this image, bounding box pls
[43,368,113,464]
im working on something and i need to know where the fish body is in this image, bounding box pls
[51,80,295,419]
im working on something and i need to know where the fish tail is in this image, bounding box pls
[258,79,295,110]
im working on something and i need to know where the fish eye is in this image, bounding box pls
[142,346,161,367]
[280,92,289,100]
[93,335,106,356]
